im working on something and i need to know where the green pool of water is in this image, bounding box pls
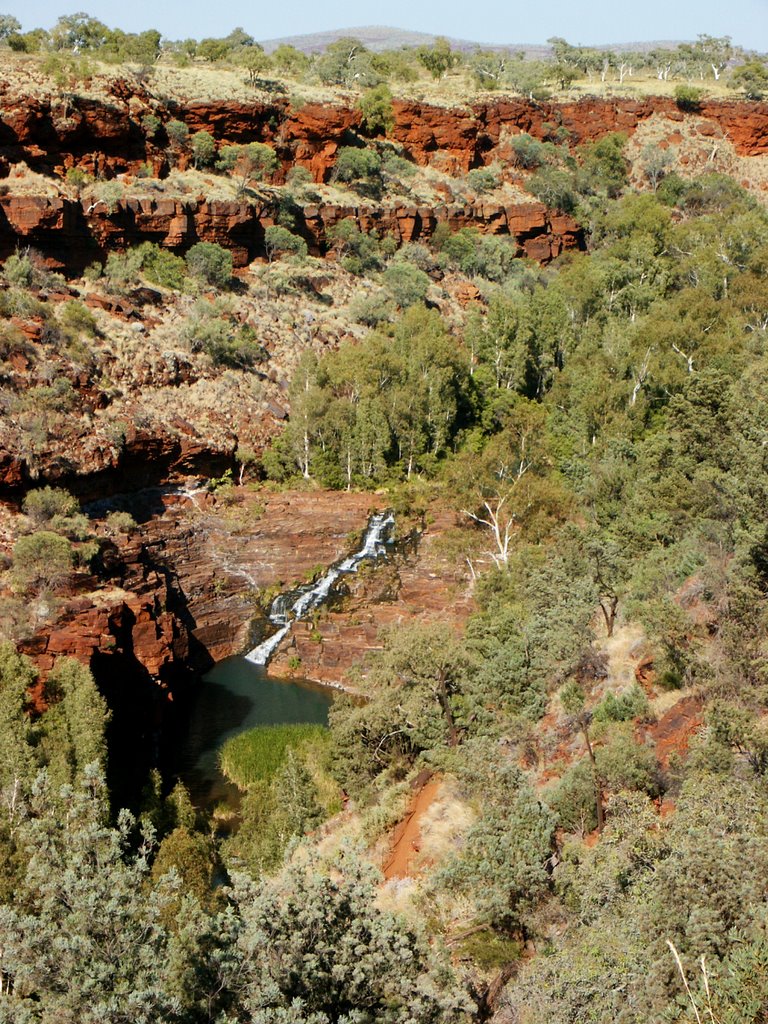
[175,656,333,808]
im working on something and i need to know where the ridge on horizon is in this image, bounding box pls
[259,25,686,55]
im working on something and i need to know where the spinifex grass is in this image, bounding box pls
[219,723,327,788]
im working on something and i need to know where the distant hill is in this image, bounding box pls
[259,26,685,57]
[259,26,548,57]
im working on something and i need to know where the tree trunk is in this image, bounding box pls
[600,595,619,637]
[435,670,459,747]
[582,724,605,832]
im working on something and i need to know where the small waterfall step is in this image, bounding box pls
[245,510,395,667]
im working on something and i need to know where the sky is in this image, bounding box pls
[8,0,768,51]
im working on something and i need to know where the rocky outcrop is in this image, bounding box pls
[3,89,766,178]
[269,507,479,687]
[2,89,765,269]
[1,416,235,499]
[0,190,582,270]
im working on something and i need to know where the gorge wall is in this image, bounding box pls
[1,86,766,271]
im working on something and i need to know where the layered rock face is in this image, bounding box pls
[20,489,385,685]
[2,88,765,270]
[0,191,582,271]
[2,87,766,179]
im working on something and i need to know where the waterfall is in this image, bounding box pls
[245,510,395,666]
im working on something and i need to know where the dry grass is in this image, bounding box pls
[625,111,768,197]
[0,49,749,110]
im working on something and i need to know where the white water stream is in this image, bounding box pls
[244,510,395,666]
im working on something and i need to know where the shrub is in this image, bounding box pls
[104,511,137,535]
[184,314,266,369]
[216,142,278,194]
[674,84,704,111]
[327,219,383,275]
[440,228,519,281]
[141,113,161,138]
[94,181,123,214]
[165,119,189,148]
[4,252,34,288]
[527,166,578,213]
[508,132,553,169]
[467,166,500,193]
[49,512,91,541]
[23,487,79,525]
[394,242,436,272]
[59,301,97,338]
[333,146,382,184]
[138,244,186,290]
[731,60,768,100]
[25,378,77,412]
[547,760,598,833]
[357,84,395,135]
[12,531,74,592]
[332,147,383,197]
[593,685,649,723]
[190,130,216,169]
[103,248,144,292]
[576,133,629,199]
[64,166,92,190]
[0,322,27,359]
[381,262,430,307]
[349,290,396,326]
[185,242,233,288]
[382,154,417,180]
[197,37,229,62]
[263,225,308,262]
[286,165,313,190]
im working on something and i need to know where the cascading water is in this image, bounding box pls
[245,510,395,666]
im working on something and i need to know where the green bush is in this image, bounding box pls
[59,301,97,339]
[23,487,79,526]
[12,531,74,592]
[357,84,395,135]
[332,147,383,197]
[349,289,396,326]
[286,165,314,190]
[0,322,29,359]
[263,225,308,262]
[64,166,92,189]
[102,248,144,292]
[508,133,554,169]
[593,685,649,723]
[216,142,278,194]
[440,228,519,281]
[138,244,186,290]
[526,166,578,213]
[327,219,384,275]
[4,252,34,288]
[185,242,233,288]
[141,113,161,138]
[382,154,417,180]
[190,130,216,169]
[24,378,77,412]
[382,262,430,307]
[183,313,266,369]
[104,511,137,535]
[674,84,704,110]
[731,60,768,100]
[165,119,189,148]
[467,166,500,193]
[197,37,229,62]
[547,760,598,833]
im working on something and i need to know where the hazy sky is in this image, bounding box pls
[9,0,768,51]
